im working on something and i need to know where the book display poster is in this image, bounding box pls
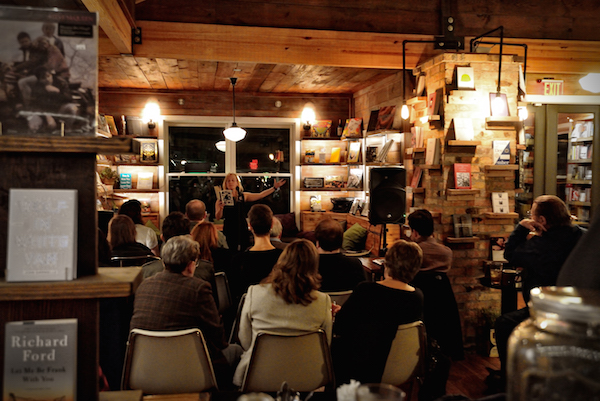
[4,319,77,401]
[456,66,475,89]
[0,6,98,136]
[452,118,475,141]
[347,141,361,163]
[454,163,472,189]
[311,120,332,137]
[453,214,473,238]
[366,109,379,132]
[375,105,396,131]
[347,168,363,189]
[492,192,510,213]
[490,236,509,262]
[7,189,78,282]
[493,140,511,165]
[342,118,362,137]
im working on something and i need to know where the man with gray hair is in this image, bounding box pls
[186,199,228,248]
[269,216,288,250]
[130,235,240,388]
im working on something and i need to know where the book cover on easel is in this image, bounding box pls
[454,163,472,189]
[7,189,78,281]
[4,318,77,401]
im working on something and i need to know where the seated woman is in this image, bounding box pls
[332,239,424,385]
[232,239,333,387]
[107,215,153,265]
[118,199,160,256]
[190,221,218,283]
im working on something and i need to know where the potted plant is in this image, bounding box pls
[99,167,118,186]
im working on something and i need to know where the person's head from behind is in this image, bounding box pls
[41,22,56,37]
[107,215,136,249]
[191,221,218,261]
[532,195,572,229]
[223,173,242,191]
[161,211,190,242]
[185,199,206,222]
[161,235,199,274]
[270,217,283,239]
[17,32,31,49]
[408,209,434,239]
[248,204,273,237]
[34,66,52,85]
[267,239,320,305]
[385,239,423,283]
[314,218,343,251]
[118,199,143,225]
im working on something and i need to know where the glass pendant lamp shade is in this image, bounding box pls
[223,77,246,142]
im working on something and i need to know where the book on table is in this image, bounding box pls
[3,318,77,401]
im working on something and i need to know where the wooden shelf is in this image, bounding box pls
[568,201,591,207]
[447,140,481,147]
[301,162,345,166]
[567,179,592,185]
[446,236,480,244]
[483,212,519,219]
[0,136,132,154]
[571,137,594,143]
[568,158,592,163]
[447,189,479,196]
[114,188,160,193]
[410,187,425,194]
[300,136,347,140]
[300,187,363,191]
[406,96,427,107]
[485,116,521,130]
[485,164,519,177]
[421,164,441,170]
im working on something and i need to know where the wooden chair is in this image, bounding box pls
[121,328,218,394]
[241,330,334,392]
[381,321,427,400]
[324,290,353,306]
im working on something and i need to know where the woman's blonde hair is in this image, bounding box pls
[107,214,136,249]
[191,221,218,262]
[385,239,423,282]
[266,239,321,305]
[223,173,243,192]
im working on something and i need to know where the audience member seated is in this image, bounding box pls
[408,209,464,361]
[98,227,111,266]
[142,211,190,279]
[233,239,333,387]
[130,235,242,389]
[270,217,289,250]
[186,199,228,248]
[190,222,219,283]
[315,219,368,292]
[332,240,423,386]
[118,199,160,256]
[107,215,152,263]
[230,204,283,301]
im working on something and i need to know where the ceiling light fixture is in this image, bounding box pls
[223,77,246,142]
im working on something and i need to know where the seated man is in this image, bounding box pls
[315,218,368,292]
[269,216,288,250]
[142,211,191,279]
[186,199,228,249]
[131,235,241,388]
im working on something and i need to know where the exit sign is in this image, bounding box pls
[542,79,564,95]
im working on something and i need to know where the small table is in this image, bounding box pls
[479,276,521,315]
[359,257,383,281]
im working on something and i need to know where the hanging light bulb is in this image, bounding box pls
[223,77,246,142]
[215,141,226,152]
[401,104,410,120]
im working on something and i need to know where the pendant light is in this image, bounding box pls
[223,77,246,142]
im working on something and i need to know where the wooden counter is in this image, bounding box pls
[0,267,143,401]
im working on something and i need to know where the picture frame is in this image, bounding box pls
[303,177,324,188]
[347,141,361,163]
[347,168,363,189]
[453,214,473,238]
[324,175,344,188]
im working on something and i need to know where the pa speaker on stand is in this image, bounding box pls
[369,167,407,255]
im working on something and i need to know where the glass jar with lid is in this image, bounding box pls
[507,286,600,400]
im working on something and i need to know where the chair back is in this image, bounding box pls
[228,292,247,345]
[324,290,353,306]
[381,321,426,392]
[121,328,218,394]
[241,330,334,392]
[214,271,232,314]
[111,255,160,267]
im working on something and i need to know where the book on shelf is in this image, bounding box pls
[452,118,475,141]
[7,189,78,282]
[105,115,119,136]
[410,166,423,188]
[347,168,363,189]
[366,109,379,132]
[311,120,332,137]
[490,236,508,262]
[493,140,511,165]
[97,114,110,137]
[325,176,344,188]
[454,163,472,189]
[134,138,159,163]
[342,118,362,138]
[136,172,154,190]
[119,173,132,189]
[427,88,443,116]
[425,138,441,165]
[347,141,361,163]
[491,192,510,213]
[410,126,423,148]
[3,318,77,401]
[375,105,396,131]
[0,6,98,137]
[453,214,473,238]
[366,146,378,162]
[456,66,475,89]
[330,147,341,163]
[376,139,394,162]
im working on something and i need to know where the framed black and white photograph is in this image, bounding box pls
[303,177,324,188]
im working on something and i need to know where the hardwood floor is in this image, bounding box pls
[446,354,501,399]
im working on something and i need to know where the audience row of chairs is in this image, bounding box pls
[121,321,427,398]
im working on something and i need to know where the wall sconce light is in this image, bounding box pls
[579,73,600,93]
[518,106,529,121]
[142,101,161,129]
[223,77,247,142]
[301,102,316,131]
[215,141,226,152]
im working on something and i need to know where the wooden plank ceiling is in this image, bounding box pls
[2,0,600,94]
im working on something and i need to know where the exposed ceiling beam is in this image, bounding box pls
[82,0,133,54]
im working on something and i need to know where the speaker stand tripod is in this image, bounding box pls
[379,224,389,257]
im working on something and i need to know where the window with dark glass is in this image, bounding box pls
[168,126,226,173]
[235,128,290,173]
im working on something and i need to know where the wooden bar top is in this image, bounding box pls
[0,267,143,301]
